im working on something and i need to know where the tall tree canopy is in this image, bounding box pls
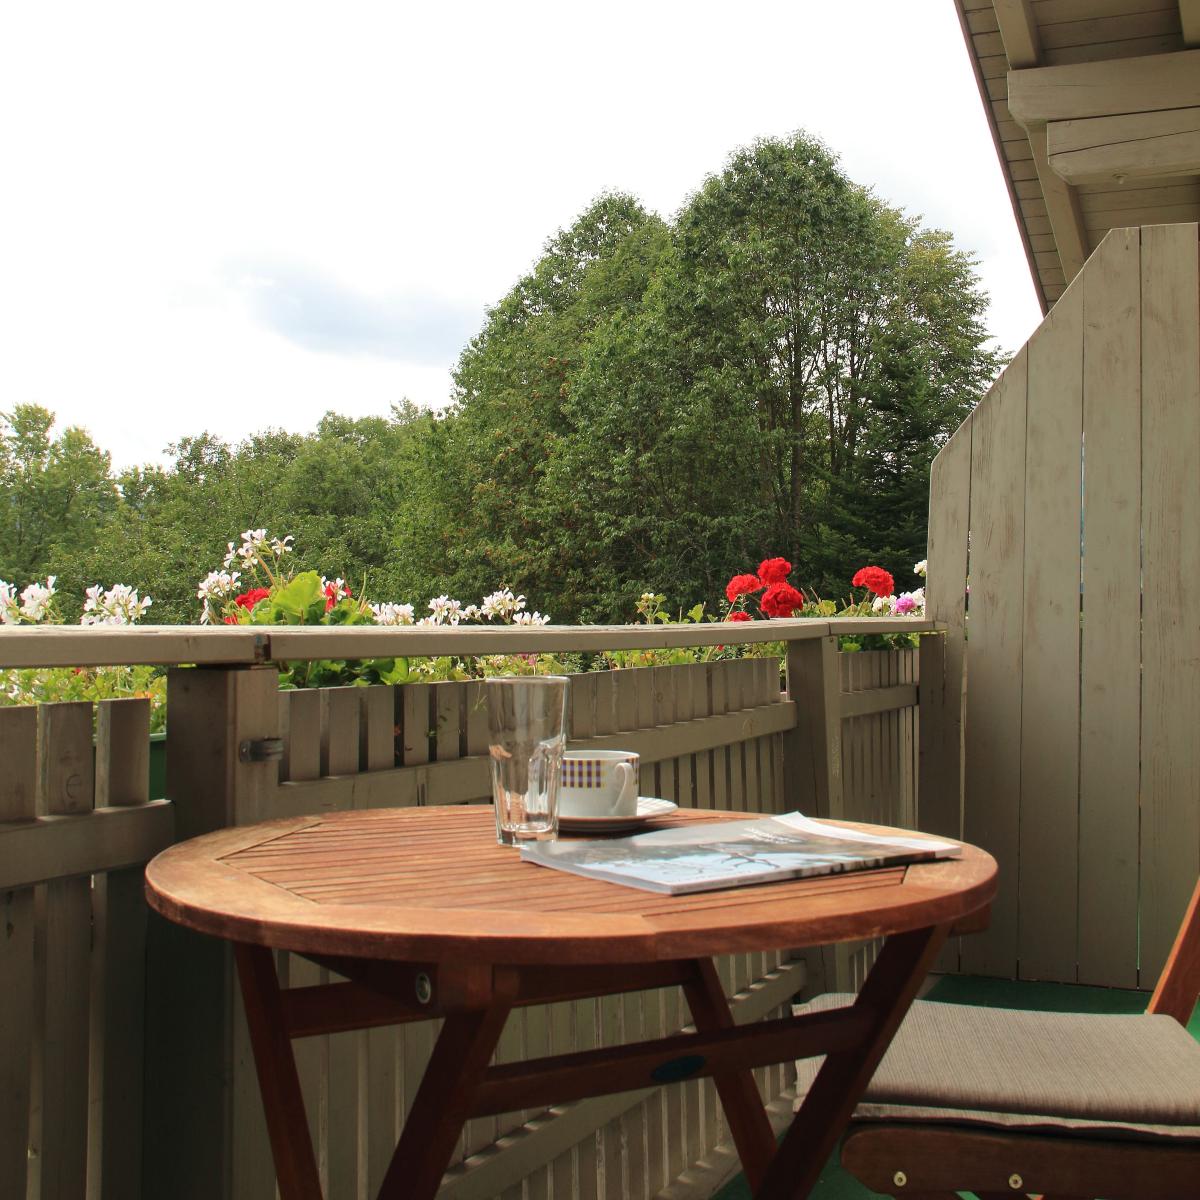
[414,134,1002,618]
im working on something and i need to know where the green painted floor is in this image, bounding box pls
[712,975,1200,1200]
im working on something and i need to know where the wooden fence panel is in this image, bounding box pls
[1019,279,1084,983]
[961,348,1029,979]
[921,419,972,844]
[94,699,152,1200]
[1078,227,1142,988]
[38,702,95,1200]
[924,224,1200,987]
[1140,223,1200,985]
[0,707,37,1199]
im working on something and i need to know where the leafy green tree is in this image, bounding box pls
[458,135,1003,619]
[0,405,120,603]
[394,192,672,609]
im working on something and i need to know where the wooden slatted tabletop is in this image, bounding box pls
[145,805,996,966]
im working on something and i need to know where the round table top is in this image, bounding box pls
[144,805,997,966]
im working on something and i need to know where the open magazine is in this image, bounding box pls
[519,812,960,895]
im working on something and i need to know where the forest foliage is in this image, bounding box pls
[0,134,1003,625]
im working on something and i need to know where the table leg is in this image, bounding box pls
[376,987,517,1200]
[682,957,778,1192]
[755,924,948,1200]
[234,944,323,1200]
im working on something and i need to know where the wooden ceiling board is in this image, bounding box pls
[955,0,1200,308]
[1033,0,1176,22]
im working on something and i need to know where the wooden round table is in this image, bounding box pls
[146,805,997,1200]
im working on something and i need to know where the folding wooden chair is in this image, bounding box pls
[793,878,1200,1199]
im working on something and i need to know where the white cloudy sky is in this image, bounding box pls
[0,1,1041,471]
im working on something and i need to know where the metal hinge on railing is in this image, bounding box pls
[239,738,284,764]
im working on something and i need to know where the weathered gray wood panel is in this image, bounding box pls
[1019,277,1084,983]
[1078,227,1142,988]
[1139,223,1200,986]
[962,348,1029,979]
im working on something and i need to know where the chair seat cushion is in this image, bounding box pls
[793,994,1200,1140]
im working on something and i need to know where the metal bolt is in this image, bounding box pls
[892,1170,907,1188]
[414,972,433,1005]
[1008,1173,1023,1190]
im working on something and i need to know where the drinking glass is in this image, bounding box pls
[485,676,568,845]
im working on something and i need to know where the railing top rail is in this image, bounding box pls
[0,618,940,669]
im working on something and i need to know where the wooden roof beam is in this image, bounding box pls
[993,0,1041,68]
[1026,125,1089,282]
[1009,50,1200,125]
[1182,1,1200,48]
[1048,108,1200,186]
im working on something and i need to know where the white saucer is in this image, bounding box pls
[557,797,678,835]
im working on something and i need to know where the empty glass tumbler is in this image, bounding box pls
[485,676,569,845]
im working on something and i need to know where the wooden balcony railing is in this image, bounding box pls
[0,617,944,1200]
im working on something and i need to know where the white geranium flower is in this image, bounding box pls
[871,594,896,615]
[81,583,152,625]
[914,559,928,578]
[427,595,464,624]
[0,580,20,625]
[19,576,56,622]
[480,588,522,620]
[512,610,549,626]
[371,602,415,626]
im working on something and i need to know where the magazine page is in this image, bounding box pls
[519,812,960,895]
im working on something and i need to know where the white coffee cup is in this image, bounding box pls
[558,750,639,818]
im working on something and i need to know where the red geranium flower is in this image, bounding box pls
[757,557,792,585]
[725,610,753,623]
[324,580,351,611]
[760,582,804,618]
[725,573,763,603]
[851,566,895,597]
[234,587,271,611]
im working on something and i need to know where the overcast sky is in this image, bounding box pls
[0,2,1041,471]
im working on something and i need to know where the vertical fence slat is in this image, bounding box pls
[1019,280,1084,983]
[359,686,395,772]
[961,347,1029,979]
[1140,222,1200,985]
[94,699,151,1200]
[281,689,322,782]
[321,686,361,778]
[38,702,95,1200]
[922,420,972,844]
[1079,227,1142,988]
[0,707,37,1200]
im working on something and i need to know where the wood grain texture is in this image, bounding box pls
[1140,223,1200,985]
[843,1121,1200,1199]
[1018,276,1083,982]
[922,420,972,850]
[1008,49,1200,124]
[146,805,996,972]
[1078,226,1142,988]
[95,697,150,806]
[962,348,1029,978]
[0,707,36,1200]
[39,702,95,1200]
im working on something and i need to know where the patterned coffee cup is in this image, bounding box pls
[558,750,639,818]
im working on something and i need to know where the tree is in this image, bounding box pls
[539,136,999,615]
[0,405,119,598]
[394,192,672,610]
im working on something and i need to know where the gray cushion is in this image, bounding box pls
[793,993,1200,1140]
